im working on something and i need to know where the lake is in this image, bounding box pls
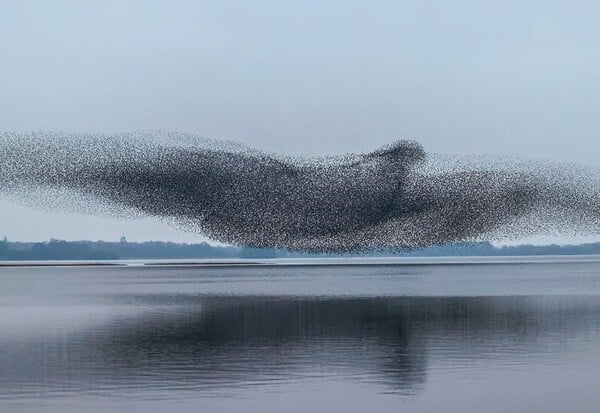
[2,257,600,412]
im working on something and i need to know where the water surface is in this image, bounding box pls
[2,258,600,412]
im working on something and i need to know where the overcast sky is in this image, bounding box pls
[1,0,599,243]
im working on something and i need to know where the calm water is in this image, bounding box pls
[2,258,600,412]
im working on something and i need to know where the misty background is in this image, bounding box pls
[1,0,599,244]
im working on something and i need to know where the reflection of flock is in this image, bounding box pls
[2,131,600,252]
[2,295,600,398]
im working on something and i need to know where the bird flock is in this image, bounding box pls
[1,131,599,252]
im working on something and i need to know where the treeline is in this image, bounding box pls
[0,239,236,260]
[1,238,600,261]
[0,239,310,260]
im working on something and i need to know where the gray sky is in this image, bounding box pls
[1,0,599,243]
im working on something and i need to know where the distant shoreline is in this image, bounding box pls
[3,255,600,268]
[3,239,600,262]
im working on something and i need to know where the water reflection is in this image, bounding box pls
[3,294,600,402]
